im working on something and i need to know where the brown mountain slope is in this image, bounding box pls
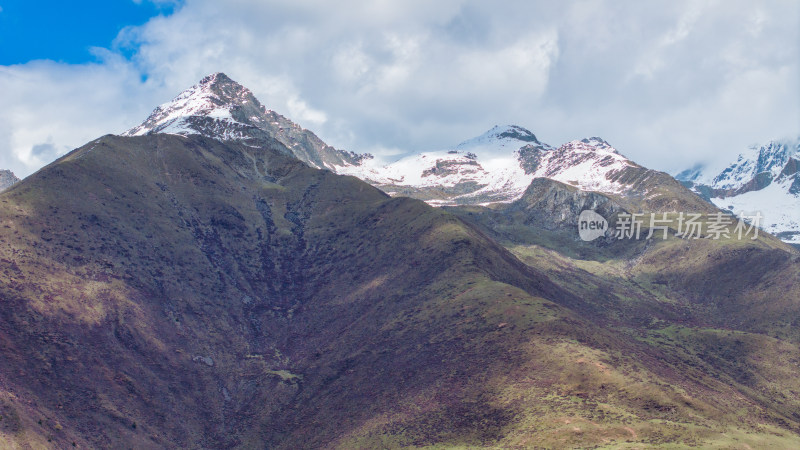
[0,133,571,447]
[0,134,799,448]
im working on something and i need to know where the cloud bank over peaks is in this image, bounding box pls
[0,0,797,178]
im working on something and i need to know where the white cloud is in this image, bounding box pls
[331,42,371,84]
[0,57,166,174]
[287,97,327,125]
[747,8,767,37]
[0,0,797,177]
[630,1,711,80]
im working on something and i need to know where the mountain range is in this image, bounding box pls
[123,73,795,245]
[121,73,689,209]
[0,73,799,448]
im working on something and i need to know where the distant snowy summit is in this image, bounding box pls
[337,126,643,205]
[122,72,369,170]
[0,169,19,192]
[676,138,800,244]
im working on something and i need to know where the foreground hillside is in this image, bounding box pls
[0,133,798,448]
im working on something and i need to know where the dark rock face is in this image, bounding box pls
[779,157,800,196]
[517,143,547,174]
[495,125,542,143]
[790,174,800,195]
[444,177,628,258]
[780,157,800,178]
[421,158,481,177]
[510,177,622,234]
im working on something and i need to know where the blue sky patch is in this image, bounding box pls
[0,0,177,64]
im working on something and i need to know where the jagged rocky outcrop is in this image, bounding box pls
[0,169,19,192]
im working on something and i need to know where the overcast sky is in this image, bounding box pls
[0,0,798,177]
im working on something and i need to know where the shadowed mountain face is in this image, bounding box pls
[0,133,579,448]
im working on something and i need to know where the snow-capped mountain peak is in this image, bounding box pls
[337,126,646,205]
[121,73,367,169]
[455,125,550,152]
[682,138,800,190]
[710,141,786,189]
[123,72,257,137]
[335,124,556,205]
[575,137,619,154]
[519,137,636,196]
[561,137,625,158]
